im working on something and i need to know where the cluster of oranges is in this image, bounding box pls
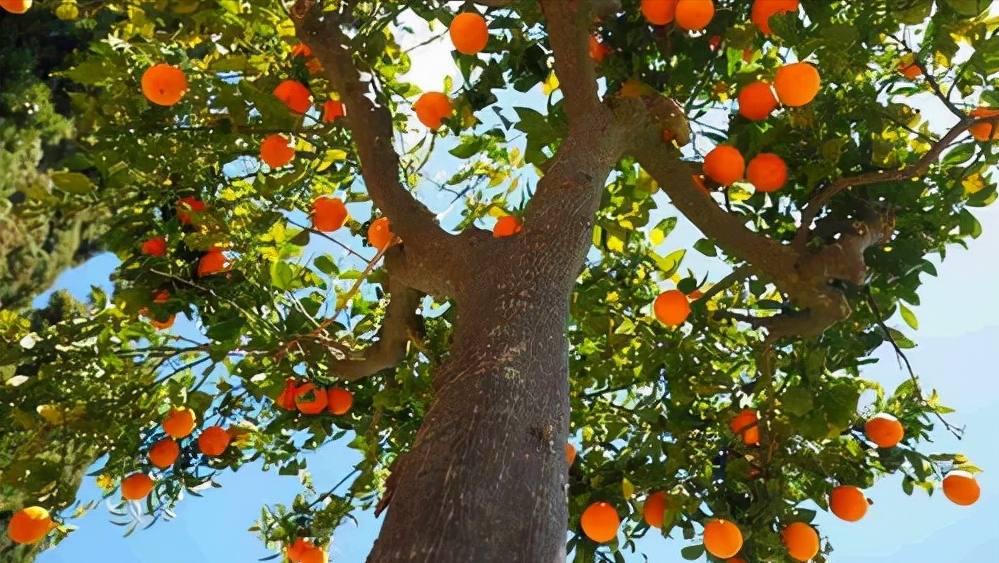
[641,0,799,34]
[277,379,354,416]
[574,407,980,553]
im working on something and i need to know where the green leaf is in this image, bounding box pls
[270,261,295,291]
[49,171,96,194]
[680,545,705,560]
[314,255,338,276]
[899,303,919,330]
[693,239,717,257]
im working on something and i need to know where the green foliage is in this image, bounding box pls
[1,1,996,562]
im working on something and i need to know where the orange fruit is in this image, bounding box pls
[727,558,747,563]
[295,383,328,415]
[899,63,922,80]
[162,407,196,438]
[449,12,489,55]
[289,539,327,563]
[176,197,206,225]
[141,64,187,106]
[493,215,523,237]
[654,289,691,326]
[643,491,669,528]
[198,425,231,457]
[703,145,745,186]
[141,236,167,257]
[312,197,348,232]
[641,0,677,25]
[829,485,868,522]
[152,290,170,304]
[198,247,227,277]
[149,315,176,330]
[589,35,611,63]
[290,43,313,58]
[565,443,577,466]
[260,134,295,168]
[774,62,821,107]
[322,99,345,123]
[864,413,904,448]
[737,81,778,121]
[121,473,154,500]
[580,501,619,543]
[942,470,980,506]
[368,216,394,250]
[750,0,799,35]
[782,522,819,561]
[969,107,999,142]
[273,79,313,114]
[746,153,788,192]
[674,0,714,31]
[729,409,760,445]
[413,92,453,130]
[277,379,301,411]
[148,438,180,469]
[327,387,354,415]
[6,506,52,545]
[703,519,743,559]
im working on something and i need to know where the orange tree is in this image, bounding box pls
[1,1,996,562]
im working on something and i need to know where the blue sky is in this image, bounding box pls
[31,7,999,563]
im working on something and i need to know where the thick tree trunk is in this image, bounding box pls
[368,263,573,563]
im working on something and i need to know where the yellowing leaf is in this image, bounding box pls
[622,477,635,500]
[542,72,560,96]
[963,173,985,194]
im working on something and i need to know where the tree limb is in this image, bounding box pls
[538,0,602,120]
[291,1,461,288]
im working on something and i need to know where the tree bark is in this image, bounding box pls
[367,258,573,563]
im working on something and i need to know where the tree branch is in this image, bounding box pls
[538,0,602,120]
[291,2,460,284]
[793,113,974,250]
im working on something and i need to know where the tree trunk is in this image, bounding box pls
[368,262,573,563]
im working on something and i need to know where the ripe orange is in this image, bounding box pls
[149,315,176,330]
[969,107,999,142]
[288,538,309,562]
[322,99,345,123]
[176,196,206,225]
[746,153,788,192]
[141,236,167,257]
[942,470,980,506]
[327,387,354,415]
[148,438,180,469]
[449,12,489,55]
[141,64,187,106]
[290,43,313,58]
[273,79,313,114]
[738,81,778,121]
[580,501,619,543]
[566,443,577,466]
[703,145,745,186]
[899,63,922,80]
[162,407,196,439]
[654,289,691,326]
[643,491,669,528]
[674,0,714,31]
[493,215,523,237]
[703,519,743,559]
[198,247,227,277]
[288,539,327,563]
[295,383,328,415]
[121,473,154,500]
[260,134,295,168]
[727,558,748,563]
[277,379,301,411]
[774,62,821,107]
[198,425,231,457]
[368,216,394,250]
[829,485,868,522]
[152,290,170,304]
[312,197,348,232]
[6,506,52,545]
[641,0,677,25]
[750,0,799,35]
[589,35,611,63]
[864,413,904,448]
[782,522,819,561]
[729,409,760,445]
[413,92,453,130]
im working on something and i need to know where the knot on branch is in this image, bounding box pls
[796,200,895,286]
[609,96,690,147]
